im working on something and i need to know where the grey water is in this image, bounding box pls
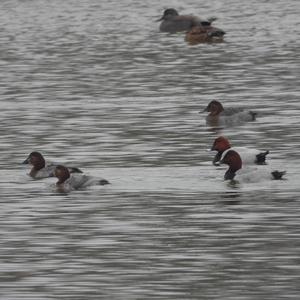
[0,0,300,299]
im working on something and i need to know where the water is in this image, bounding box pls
[0,0,300,298]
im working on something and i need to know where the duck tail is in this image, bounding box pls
[271,170,286,180]
[69,167,83,174]
[256,150,269,164]
[99,179,110,185]
[208,29,226,37]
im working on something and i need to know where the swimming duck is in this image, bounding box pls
[220,149,286,182]
[23,151,82,179]
[54,165,109,192]
[203,100,257,127]
[157,8,215,33]
[211,136,269,166]
[185,24,225,44]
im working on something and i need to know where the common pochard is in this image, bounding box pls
[220,149,286,182]
[54,165,109,192]
[211,136,269,166]
[203,100,256,127]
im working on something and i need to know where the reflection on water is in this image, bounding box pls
[0,0,300,299]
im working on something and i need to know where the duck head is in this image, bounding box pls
[203,100,224,116]
[211,136,232,165]
[54,165,70,185]
[220,150,242,180]
[23,151,46,171]
[211,136,231,152]
[157,8,179,21]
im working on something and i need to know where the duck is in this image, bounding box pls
[157,8,216,33]
[185,24,225,44]
[54,165,109,192]
[203,100,257,127]
[211,136,269,166]
[23,151,82,179]
[220,149,286,182]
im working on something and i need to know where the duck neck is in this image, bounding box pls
[29,158,46,177]
[222,150,242,180]
[56,173,70,185]
[224,167,237,180]
[225,160,242,180]
[29,168,38,178]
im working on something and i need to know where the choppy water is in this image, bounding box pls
[0,0,300,299]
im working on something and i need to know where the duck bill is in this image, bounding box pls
[22,157,30,164]
[156,16,163,22]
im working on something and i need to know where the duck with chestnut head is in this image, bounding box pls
[220,149,286,182]
[203,100,257,128]
[211,136,269,166]
[54,165,109,192]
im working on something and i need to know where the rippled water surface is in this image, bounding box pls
[1,0,300,299]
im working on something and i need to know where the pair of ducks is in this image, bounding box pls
[23,152,109,192]
[203,101,286,182]
[210,136,285,182]
[157,8,226,44]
